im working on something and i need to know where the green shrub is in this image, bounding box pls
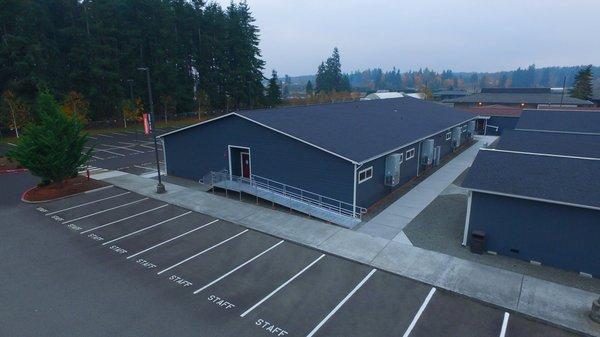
[8,91,92,184]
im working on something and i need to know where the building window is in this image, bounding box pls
[462,125,467,132]
[406,148,415,160]
[358,166,373,184]
[446,132,452,140]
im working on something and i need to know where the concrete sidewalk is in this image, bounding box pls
[95,170,600,337]
[358,135,498,244]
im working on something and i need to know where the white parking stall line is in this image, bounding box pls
[88,136,98,140]
[90,155,103,160]
[89,148,126,157]
[126,219,220,259]
[104,145,144,154]
[84,185,114,194]
[79,204,168,234]
[45,191,130,216]
[156,229,249,275]
[102,211,192,246]
[111,132,128,136]
[97,134,113,138]
[7,142,17,147]
[118,141,136,146]
[61,198,149,224]
[402,287,437,337]
[138,144,160,150]
[305,268,377,337]
[499,312,509,337]
[240,254,326,318]
[193,240,285,294]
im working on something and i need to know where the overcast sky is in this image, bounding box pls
[215,0,600,76]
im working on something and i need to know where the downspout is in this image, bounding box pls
[462,191,473,246]
[353,163,362,218]
[416,140,422,177]
[161,138,168,175]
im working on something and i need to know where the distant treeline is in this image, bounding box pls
[346,65,599,92]
[0,0,266,122]
[285,65,598,94]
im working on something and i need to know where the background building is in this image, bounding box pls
[443,87,594,109]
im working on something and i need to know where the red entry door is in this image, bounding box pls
[241,152,251,179]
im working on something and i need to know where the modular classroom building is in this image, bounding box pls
[462,109,600,276]
[443,87,594,109]
[160,98,476,226]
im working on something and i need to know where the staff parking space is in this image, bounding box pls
[28,186,583,337]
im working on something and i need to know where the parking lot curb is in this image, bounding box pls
[21,184,114,204]
[0,168,28,174]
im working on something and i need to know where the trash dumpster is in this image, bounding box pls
[470,230,485,254]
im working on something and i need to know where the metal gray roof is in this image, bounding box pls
[443,92,593,105]
[462,149,600,209]
[237,97,475,163]
[497,130,600,158]
[515,109,600,134]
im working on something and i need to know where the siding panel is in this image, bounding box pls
[468,192,600,276]
[164,115,355,203]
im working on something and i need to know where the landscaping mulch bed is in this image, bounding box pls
[0,156,24,172]
[22,175,110,202]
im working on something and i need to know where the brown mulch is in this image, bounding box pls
[0,156,23,171]
[22,175,110,202]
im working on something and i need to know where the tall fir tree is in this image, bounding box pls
[305,80,314,96]
[314,47,350,93]
[571,65,593,100]
[266,70,281,106]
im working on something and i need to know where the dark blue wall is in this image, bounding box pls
[163,115,355,203]
[468,192,600,276]
[356,123,470,207]
[486,116,519,135]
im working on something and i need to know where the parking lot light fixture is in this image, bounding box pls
[138,66,165,194]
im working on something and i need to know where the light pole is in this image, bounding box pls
[138,67,166,194]
[127,79,137,140]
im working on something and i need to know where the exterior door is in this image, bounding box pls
[240,152,251,179]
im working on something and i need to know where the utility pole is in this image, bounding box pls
[559,76,566,107]
[138,67,166,194]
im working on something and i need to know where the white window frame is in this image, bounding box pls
[462,124,467,132]
[446,131,452,140]
[406,148,415,160]
[358,166,373,184]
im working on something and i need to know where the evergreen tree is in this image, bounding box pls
[266,70,281,106]
[571,65,593,100]
[0,1,267,120]
[8,91,91,184]
[305,80,314,96]
[314,47,350,93]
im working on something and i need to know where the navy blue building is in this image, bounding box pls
[160,97,475,222]
[462,108,600,276]
[516,108,600,134]
[462,149,600,276]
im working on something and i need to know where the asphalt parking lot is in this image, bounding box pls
[83,126,180,174]
[1,174,582,337]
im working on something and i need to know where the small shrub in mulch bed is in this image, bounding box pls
[0,156,24,172]
[22,175,110,203]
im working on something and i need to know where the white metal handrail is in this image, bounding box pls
[202,171,367,219]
